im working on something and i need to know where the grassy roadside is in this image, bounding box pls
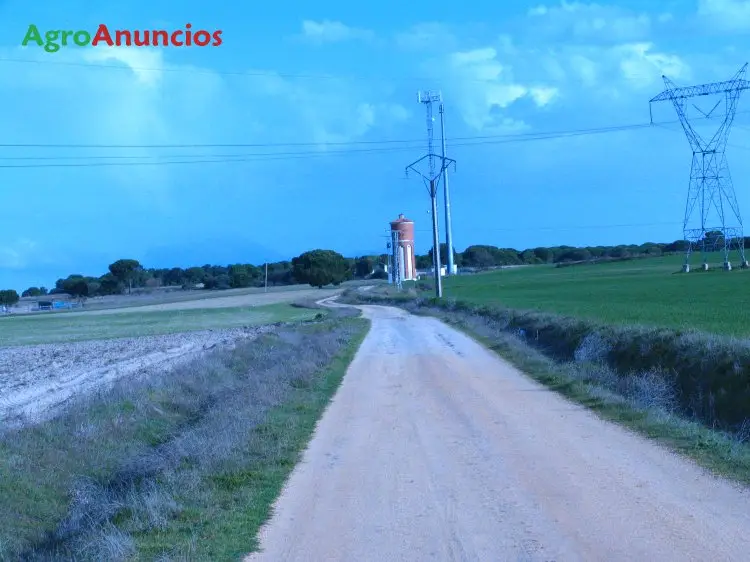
[343,291,750,486]
[0,314,369,561]
[133,318,369,561]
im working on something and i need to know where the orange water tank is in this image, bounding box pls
[390,213,417,281]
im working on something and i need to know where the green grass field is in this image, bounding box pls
[0,303,320,346]
[440,253,750,336]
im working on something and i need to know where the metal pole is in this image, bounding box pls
[430,179,443,298]
[392,229,402,291]
[264,262,268,292]
[439,102,454,276]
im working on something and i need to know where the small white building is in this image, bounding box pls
[429,264,458,277]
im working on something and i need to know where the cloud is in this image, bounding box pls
[0,239,37,269]
[244,73,410,144]
[444,47,559,131]
[616,43,691,89]
[394,22,459,51]
[697,0,750,32]
[83,46,164,86]
[526,1,654,43]
[300,20,374,44]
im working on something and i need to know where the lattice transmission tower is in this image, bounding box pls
[650,63,750,272]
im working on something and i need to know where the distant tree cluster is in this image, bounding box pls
[414,240,692,269]
[21,286,48,298]
[11,259,297,301]
[0,289,19,308]
[3,236,717,301]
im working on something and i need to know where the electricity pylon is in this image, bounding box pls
[650,63,750,271]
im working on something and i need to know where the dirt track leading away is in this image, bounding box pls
[0,326,271,428]
[40,288,342,318]
[247,304,750,561]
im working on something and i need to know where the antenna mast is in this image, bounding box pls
[407,90,456,298]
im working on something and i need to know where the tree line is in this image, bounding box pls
[0,236,729,308]
[425,239,692,269]
[2,254,381,306]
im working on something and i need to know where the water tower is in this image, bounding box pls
[390,213,417,281]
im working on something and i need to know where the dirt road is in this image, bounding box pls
[247,304,750,561]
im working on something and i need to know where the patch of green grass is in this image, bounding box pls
[0,303,322,346]
[441,253,750,336]
[131,318,370,561]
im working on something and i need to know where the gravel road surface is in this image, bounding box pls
[247,304,750,561]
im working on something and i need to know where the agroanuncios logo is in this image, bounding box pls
[21,23,223,53]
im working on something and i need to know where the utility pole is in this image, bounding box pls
[264,262,268,292]
[391,229,403,291]
[407,90,456,298]
[405,157,455,299]
[383,231,394,285]
[439,101,455,276]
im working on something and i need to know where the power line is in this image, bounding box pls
[0,127,656,168]
[0,111,746,168]
[0,123,747,168]
[1,108,748,151]
[0,124,653,168]
[0,121,656,149]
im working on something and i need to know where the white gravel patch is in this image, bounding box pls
[0,326,274,428]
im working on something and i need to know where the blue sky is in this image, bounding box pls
[1,0,750,290]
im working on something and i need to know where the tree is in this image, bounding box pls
[427,244,461,269]
[22,287,44,298]
[292,249,350,288]
[520,250,540,264]
[266,261,293,286]
[0,289,19,308]
[557,248,592,262]
[184,266,206,285]
[98,273,122,295]
[532,247,552,263]
[228,264,260,288]
[416,254,432,269]
[354,257,374,278]
[65,278,89,301]
[205,273,231,290]
[108,259,143,294]
[59,275,90,301]
[462,246,496,268]
[164,267,184,286]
